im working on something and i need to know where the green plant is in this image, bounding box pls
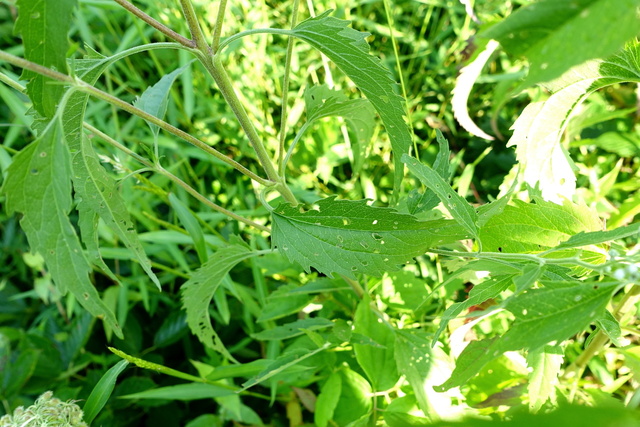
[0,0,639,425]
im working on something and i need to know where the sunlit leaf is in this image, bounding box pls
[271,197,469,278]
[481,0,640,87]
[526,345,563,413]
[291,11,412,195]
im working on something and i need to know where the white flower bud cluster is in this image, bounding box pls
[0,391,87,427]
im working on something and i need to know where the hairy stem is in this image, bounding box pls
[211,0,229,53]
[277,0,300,174]
[113,0,195,48]
[84,123,270,232]
[179,0,211,54]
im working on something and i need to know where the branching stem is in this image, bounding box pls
[211,0,229,53]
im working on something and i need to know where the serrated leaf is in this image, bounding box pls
[64,49,160,289]
[271,197,469,278]
[481,0,640,88]
[133,61,194,138]
[437,281,618,391]
[291,11,412,195]
[406,130,451,215]
[181,244,257,361]
[15,0,76,118]
[452,39,499,141]
[402,154,478,240]
[252,318,335,341]
[526,345,563,413]
[83,360,129,424]
[506,40,640,203]
[302,84,376,172]
[2,121,122,338]
[479,198,602,254]
[552,222,640,251]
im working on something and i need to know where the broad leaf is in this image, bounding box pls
[353,296,399,391]
[2,121,122,337]
[481,0,640,88]
[402,154,478,240]
[506,41,640,203]
[271,197,469,278]
[526,345,564,413]
[437,281,619,391]
[15,0,76,118]
[302,84,376,172]
[315,372,342,427]
[181,243,257,361]
[291,11,412,195]
[479,198,602,254]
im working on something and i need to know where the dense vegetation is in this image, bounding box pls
[1,0,639,425]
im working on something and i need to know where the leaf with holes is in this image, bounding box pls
[181,243,257,361]
[271,197,469,278]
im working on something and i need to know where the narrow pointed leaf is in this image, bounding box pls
[402,154,478,239]
[15,0,76,118]
[271,197,469,278]
[291,11,412,195]
[3,121,122,337]
[181,244,257,361]
[83,360,129,424]
[168,193,207,264]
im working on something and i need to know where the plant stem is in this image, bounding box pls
[113,0,195,48]
[203,54,298,204]
[84,123,271,232]
[179,0,211,55]
[211,0,229,53]
[217,28,293,52]
[277,0,300,174]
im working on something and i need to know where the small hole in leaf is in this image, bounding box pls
[498,247,502,252]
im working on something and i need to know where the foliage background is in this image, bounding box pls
[0,0,639,425]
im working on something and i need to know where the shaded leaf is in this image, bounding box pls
[168,193,207,264]
[181,243,257,361]
[291,11,412,195]
[119,383,235,400]
[271,197,468,278]
[252,318,335,341]
[83,360,129,424]
[2,121,122,337]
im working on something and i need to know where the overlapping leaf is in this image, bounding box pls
[2,121,122,337]
[291,11,412,195]
[271,197,469,278]
[15,0,76,118]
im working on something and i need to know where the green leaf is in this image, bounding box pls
[402,154,478,240]
[596,310,623,347]
[257,283,315,322]
[252,318,335,341]
[291,11,412,195]
[2,121,122,338]
[437,281,619,391]
[552,222,640,252]
[181,243,257,361]
[506,41,640,203]
[302,84,376,173]
[331,368,373,426]
[15,0,76,118]
[353,296,399,391]
[406,130,451,215]
[133,61,194,138]
[271,197,468,278]
[168,193,207,264]
[479,198,602,254]
[315,372,342,427]
[481,0,640,88]
[119,383,235,400]
[83,360,129,424]
[526,345,563,413]
[395,330,436,420]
